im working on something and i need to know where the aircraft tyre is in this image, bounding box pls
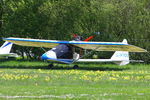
[48,64,53,68]
[73,65,79,69]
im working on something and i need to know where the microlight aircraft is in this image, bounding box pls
[0,41,16,57]
[3,36,147,68]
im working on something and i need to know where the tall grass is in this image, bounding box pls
[0,60,149,99]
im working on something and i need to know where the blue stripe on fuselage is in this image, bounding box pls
[48,58,73,64]
[41,53,73,64]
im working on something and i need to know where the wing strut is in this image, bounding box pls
[71,45,101,64]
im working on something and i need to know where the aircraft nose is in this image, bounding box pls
[41,50,57,60]
[41,53,48,60]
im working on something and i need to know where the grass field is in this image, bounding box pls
[0,60,149,100]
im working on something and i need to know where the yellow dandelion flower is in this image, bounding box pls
[123,76,130,80]
[144,75,150,80]
[109,77,117,80]
[45,76,50,81]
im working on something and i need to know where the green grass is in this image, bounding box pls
[0,60,150,99]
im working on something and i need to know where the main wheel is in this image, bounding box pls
[48,64,53,68]
[73,65,79,69]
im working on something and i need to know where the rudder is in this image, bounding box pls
[111,39,129,65]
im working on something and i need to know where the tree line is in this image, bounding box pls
[0,0,150,62]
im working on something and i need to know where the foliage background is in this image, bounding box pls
[0,0,150,62]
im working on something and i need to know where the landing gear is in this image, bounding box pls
[73,65,79,69]
[48,64,53,68]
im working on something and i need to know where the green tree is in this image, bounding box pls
[1,0,150,62]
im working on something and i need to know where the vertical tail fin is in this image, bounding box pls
[111,39,129,65]
[0,42,13,54]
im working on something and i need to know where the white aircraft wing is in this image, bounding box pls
[3,37,147,52]
[3,37,59,48]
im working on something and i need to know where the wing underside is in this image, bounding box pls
[73,44,146,52]
[3,37,147,52]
